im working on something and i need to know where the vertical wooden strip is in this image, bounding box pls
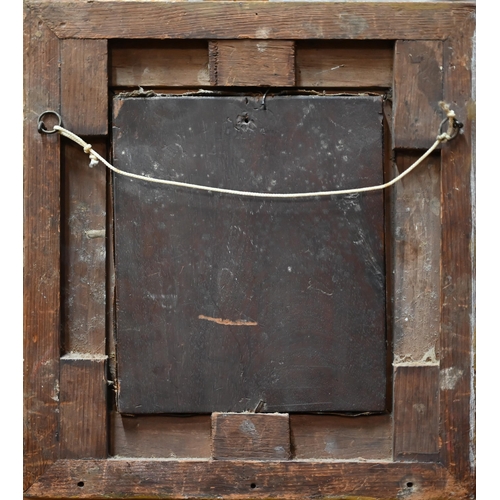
[62,139,107,354]
[60,356,108,459]
[61,39,108,136]
[440,17,475,482]
[212,413,291,460]
[394,365,439,458]
[209,40,295,87]
[393,41,443,149]
[23,8,61,491]
[392,152,441,363]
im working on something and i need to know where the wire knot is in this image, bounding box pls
[82,143,99,168]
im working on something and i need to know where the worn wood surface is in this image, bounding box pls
[61,39,108,136]
[25,459,465,499]
[212,413,291,460]
[394,365,440,458]
[209,40,295,87]
[110,40,392,90]
[296,41,393,88]
[23,8,61,491]
[392,152,441,363]
[113,95,386,414]
[111,414,211,458]
[30,2,475,40]
[60,356,108,459]
[62,139,107,354]
[111,40,209,88]
[290,414,392,460]
[440,19,475,484]
[393,41,444,149]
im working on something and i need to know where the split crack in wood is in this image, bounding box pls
[198,314,258,326]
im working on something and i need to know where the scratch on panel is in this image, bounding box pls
[198,315,258,326]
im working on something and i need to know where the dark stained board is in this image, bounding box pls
[112,95,386,414]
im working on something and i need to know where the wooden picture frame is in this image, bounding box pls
[24,1,475,498]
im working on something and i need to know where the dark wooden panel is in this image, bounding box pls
[23,9,61,490]
[25,459,463,500]
[61,39,108,136]
[34,2,474,40]
[60,356,108,459]
[212,413,290,460]
[394,365,439,457]
[296,41,393,88]
[111,413,211,458]
[290,414,392,460]
[62,139,107,354]
[392,151,441,363]
[440,21,475,483]
[112,95,386,414]
[110,40,210,88]
[209,40,295,86]
[393,40,443,149]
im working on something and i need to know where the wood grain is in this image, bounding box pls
[392,152,441,363]
[393,40,444,149]
[209,40,295,86]
[290,414,392,460]
[23,8,61,490]
[60,356,108,459]
[110,40,209,88]
[296,41,393,88]
[112,95,386,414]
[62,139,107,354]
[31,2,475,40]
[212,413,290,460]
[111,414,211,458]
[394,365,440,458]
[61,39,108,136]
[25,459,466,499]
[440,18,475,484]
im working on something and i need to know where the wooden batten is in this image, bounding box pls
[393,40,444,149]
[32,2,474,40]
[111,40,210,88]
[62,139,107,355]
[60,356,108,459]
[296,41,393,88]
[111,414,211,458]
[440,21,475,481]
[61,39,108,136]
[209,40,295,87]
[392,151,441,363]
[212,413,291,460]
[23,9,61,491]
[394,365,439,459]
[25,459,462,499]
[290,414,392,460]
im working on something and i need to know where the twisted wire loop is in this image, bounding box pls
[40,103,461,200]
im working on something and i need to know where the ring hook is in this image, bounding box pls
[37,111,63,134]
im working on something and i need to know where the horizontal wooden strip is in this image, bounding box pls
[296,41,393,88]
[209,40,295,86]
[111,413,211,458]
[110,40,209,88]
[34,2,474,40]
[290,414,392,460]
[25,459,463,499]
[60,357,108,459]
[111,40,390,89]
[212,413,291,460]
